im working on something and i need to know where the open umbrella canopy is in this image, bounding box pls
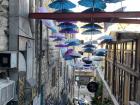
[83,44,96,48]
[55,43,68,47]
[78,0,106,9]
[84,40,98,45]
[69,51,81,58]
[64,55,73,60]
[82,29,101,35]
[50,33,65,38]
[98,35,112,40]
[83,48,94,53]
[59,28,78,33]
[92,56,104,61]
[58,22,78,29]
[95,48,107,56]
[81,23,103,29]
[104,0,123,3]
[48,0,76,10]
[83,64,92,67]
[65,39,80,43]
[98,35,113,43]
[54,9,73,13]
[53,37,64,41]
[82,57,93,64]
[64,48,74,55]
[67,41,80,46]
[82,8,104,13]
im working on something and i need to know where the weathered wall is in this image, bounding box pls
[0,0,8,51]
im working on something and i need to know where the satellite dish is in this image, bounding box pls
[87,81,99,93]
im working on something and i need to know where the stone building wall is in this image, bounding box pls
[0,0,8,51]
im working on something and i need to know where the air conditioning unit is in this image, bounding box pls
[0,79,15,105]
[0,51,17,68]
[129,101,139,105]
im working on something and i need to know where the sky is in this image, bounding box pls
[69,0,140,41]
[71,0,140,12]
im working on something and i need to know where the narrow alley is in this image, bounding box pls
[0,0,140,105]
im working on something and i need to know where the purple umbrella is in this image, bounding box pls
[55,44,68,47]
[64,49,74,55]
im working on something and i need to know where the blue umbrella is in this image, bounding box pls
[53,37,64,41]
[104,0,123,3]
[95,48,107,56]
[59,28,78,34]
[67,41,80,46]
[81,23,103,29]
[64,55,73,60]
[82,29,101,35]
[65,39,80,43]
[84,40,98,45]
[82,8,103,13]
[54,9,73,13]
[84,48,94,53]
[83,64,92,67]
[82,57,93,64]
[49,0,76,10]
[78,0,106,9]
[58,22,78,29]
[83,44,96,48]
[69,51,81,58]
[98,35,112,40]
[98,35,113,44]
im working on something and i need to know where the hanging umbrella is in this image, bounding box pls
[48,0,76,10]
[95,48,107,56]
[83,64,92,67]
[93,56,104,61]
[78,0,106,9]
[64,55,73,60]
[98,35,113,44]
[82,29,101,35]
[104,0,123,3]
[98,35,112,40]
[58,22,78,29]
[50,33,65,38]
[82,57,93,64]
[49,35,65,39]
[83,48,94,53]
[84,40,98,45]
[69,51,81,58]
[64,49,74,55]
[81,23,103,29]
[54,9,73,13]
[83,44,96,48]
[67,41,80,46]
[65,39,80,43]
[53,37,64,41]
[82,8,103,13]
[55,44,68,47]
[59,28,78,34]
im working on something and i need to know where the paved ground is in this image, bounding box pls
[74,83,94,105]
